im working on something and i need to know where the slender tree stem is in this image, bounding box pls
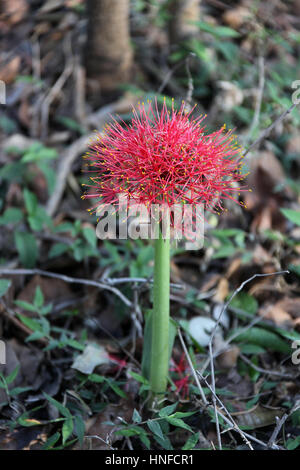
[150,221,170,395]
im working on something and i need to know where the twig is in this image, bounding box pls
[45,133,95,217]
[157,52,196,96]
[196,369,254,450]
[267,401,300,449]
[93,319,140,368]
[243,103,298,156]
[84,435,115,450]
[240,353,298,380]
[177,328,208,405]
[0,299,48,346]
[104,276,184,290]
[0,268,133,309]
[199,271,289,375]
[178,327,253,449]
[208,339,222,450]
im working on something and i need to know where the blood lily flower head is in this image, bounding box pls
[82,99,247,222]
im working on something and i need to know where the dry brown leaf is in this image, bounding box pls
[226,257,242,279]
[260,304,292,325]
[217,346,240,369]
[199,274,220,293]
[234,404,285,430]
[223,6,251,29]
[0,56,21,84]
[17,274,73,309]
[0,0,28,26]
[259,297,300,325]
[245,151,290,231]
[252,244,273,265]
[213,278,229,303]
[74,400,135,450]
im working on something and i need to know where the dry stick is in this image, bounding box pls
[0,299,48,346]
[0,268,133,309]
[243,102,298,157]
[178,328,254,450]
[104,276,184,290]
[196,369,256,450]
[203,270,288,448]
[199,270,289,376]
[196,369,282,450]
[45,133,95,217]
[157,52,196,95]
[240,353,298,380]
[267,401,300,449]
[177,328,208,405]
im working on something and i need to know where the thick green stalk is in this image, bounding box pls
[150,222,170,396]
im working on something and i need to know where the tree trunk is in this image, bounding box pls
[85,0,133,95]
[169,0,201,44]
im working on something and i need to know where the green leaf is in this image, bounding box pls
[182,432,199,450]
[23,188,37,215]
[132,408,142,423]
[21,143,58,163]
[230,292,258,315]
[14,231,38,268]
[5,365,19,385]
[231,327,290,353]
[82,226,97,249]
[147,420,164,440]
[38,162,57,194]
[33,286,44,309]
[74,415,85,447]
[171,411,196,418]
[286,436,300,450]
[153,433,173,450]
[281,208,300,226]
[17,313,42,332]
[289,264,300,277]
[106,379,127,399]
[240,344,266,355]
[0,279,11,298]
[0,207,23,225]
[62,417,74,444]
[10,386,31,396]
[212,244,237,259]
[139,433,151,449]
[274,327,300,342]
[194,21,240,37]
[42,432,61,450]
[159,403,178,418]
[49,242,69,258]
[166,417,193,433]
[129,370,149,385]
[14,300,37,312]
[43,392,72,419]
[26,330,47,342]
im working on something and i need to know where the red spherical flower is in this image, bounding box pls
[83,100,246,219]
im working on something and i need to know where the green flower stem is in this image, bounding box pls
[150,220,170,396]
